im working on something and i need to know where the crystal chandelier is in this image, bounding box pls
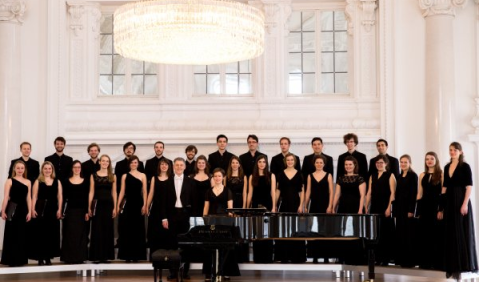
[114,0,265,65]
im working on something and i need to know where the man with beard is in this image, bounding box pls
[145,141,173,189]
[114,141,145,193]
[239,134,267,177]
[45,136,73,184]
[81,143,101,180]
[8,141,40,184]
[184,145,197,176]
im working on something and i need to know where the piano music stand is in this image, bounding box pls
[226,207,267,216]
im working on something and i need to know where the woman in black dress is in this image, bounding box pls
[203,168,239,279]
[366,155,396,266]
[117,155,147,262]
[394,155,418,267]
[247,155,274,211]
[191,155,211,216]
[441,142,478,279]
[333,156,366,214]
[146,158,172,255]
[225,156,247,208]
[305,154,333,213]
[30,161,63,265]
[89,154,117,263]
[1,161,32,266]
[274,153,304,213]
[61,160,89,264]
[417,151,444,270]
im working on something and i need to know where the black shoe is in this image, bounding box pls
[38,260,44,266]
[45,259,52,265]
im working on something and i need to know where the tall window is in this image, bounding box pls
[99,14,158,95]
[193,60,252,95]
[288,10,348,94]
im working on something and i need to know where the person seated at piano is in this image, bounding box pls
[203,168,239,280]
[246,155,275,211]
[365,154,396,266]
[191,155,212,217]
[226,156,247,208]
[273,153,304,213]
[333,156,366,214]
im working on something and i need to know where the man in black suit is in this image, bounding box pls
[145,141,173,190]
[45,136,73,184]
[301,137,334,183]
[8,141,40,184]
[82,143,101,180]
[160,157,195,279]
[369,139,400,177]
[184,145,198,176]
[208,134,235,172]
[114,141,145,193]
[336,133,368,181]
[239,134,267,177]
[270,137,301,176]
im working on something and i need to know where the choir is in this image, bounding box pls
[0,134,477,280]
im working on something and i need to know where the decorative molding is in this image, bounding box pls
[90,5,101,39]
[471,98,479,134]
[264,3,280,34]
[0,0,26,24]
[418,0,469,17]
[360,0,377,33]
[283,3,292,36]
[67,3,85,37]
[344,0,357,36]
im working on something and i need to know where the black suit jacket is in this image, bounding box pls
[8,157,40,185]
[302,153,334,183]
[239,151,267,177]
[45,153,73,183]
[114,158,145,193]
[270,153,301,176]
[82,159,100,181]
[336,150,368,181]
[160,175,196,221]
[208,150,235,172]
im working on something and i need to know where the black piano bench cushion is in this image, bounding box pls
[152,249,183,282]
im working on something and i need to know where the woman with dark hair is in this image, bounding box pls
[394,155,419,267]
[1,161,32,266]
[61,160,89,264]
[147,158,172,255]
[247,155,274,211]
[305,154,333,213]
[117,155,147,262]
[191,155,211,216]
[89,154,117,263]
[274,153,304,213]
[417,151,444,270]
[441,142,478,279]
[226,156,247,208]
[333,156,366,214]
[366,154,396,266]
[30,161,63,265]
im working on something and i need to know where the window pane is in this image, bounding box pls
[99,55,112,74]
[207,74,220,94]
[289,74,302,94]
[303,53,315,73]
[225,74,239,94]
[334,11,347,31]
[207,65,220,73]
[113,55,125,74]
[131,60,144,74]
[335,31,348,51]
[145,75,158,95]
[288,32,301,52]
[194,65,207,73]
[335,73,348,93]
[289,11,301,32]
[321,53,334,73]
[131,75,144,95]
[303,73,315,93]
[225,62,238,74]
[321,32,333,51]
[113,75,125,95]
[321,11,333,31]
[145,62,158,74]
[100,35,113,54]
[302,11,315,32]
[239,74,251,94]
[194,74,207,93]
[99,75,112,95]
[320,73,334,93]
[288,53,302,73]
[302,32,315,52]
[335,52,348,72]
[239,60,251,73]
[100,15,113,34]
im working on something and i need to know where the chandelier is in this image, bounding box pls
[114,0,265,65]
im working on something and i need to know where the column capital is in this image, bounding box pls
[419,0,468,18]
[360,0,377,33]
[0,0,26,24]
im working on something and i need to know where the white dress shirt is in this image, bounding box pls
[174,174,184,208]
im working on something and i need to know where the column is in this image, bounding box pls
[419,0,467,162]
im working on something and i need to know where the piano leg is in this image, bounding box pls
[367,247,376,281]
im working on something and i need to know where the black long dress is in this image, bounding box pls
[89,173,115,261]
[443,162,478,278]
[370,171,395,265]
[309,172,330,213]
[118,173,146,261]
[251,175,272,211]
[418,173,444,270]
[226,176,244,208]
[394,171,418,267]
[193,178,211,216]
[1,179,29,266]
[148,177,171,255]
[30,180,61,261]
[61,179,89,263]
[337,175,365,213]
[276,170,303,213]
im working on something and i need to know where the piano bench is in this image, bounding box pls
[151,249,184,282]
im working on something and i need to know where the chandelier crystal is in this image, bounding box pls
[114,0,265,65]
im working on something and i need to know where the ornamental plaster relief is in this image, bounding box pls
[360,0,377,32]
[0,0,25,24]
[418,0,468,17]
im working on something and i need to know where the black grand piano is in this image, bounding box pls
[178,211,380,280]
